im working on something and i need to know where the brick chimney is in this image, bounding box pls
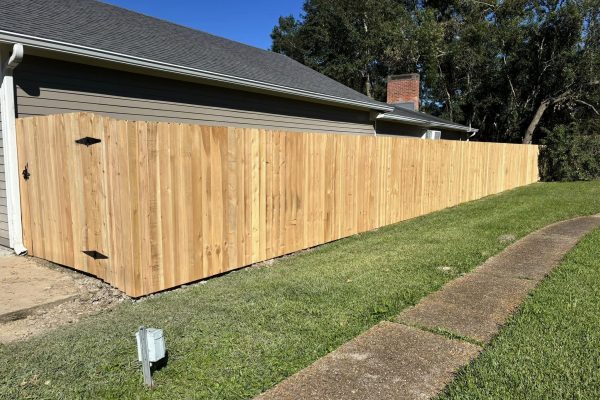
[386,73,420,111]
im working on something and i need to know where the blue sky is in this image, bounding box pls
[102,0,304,50]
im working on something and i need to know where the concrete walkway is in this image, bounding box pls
[256,215,600,400]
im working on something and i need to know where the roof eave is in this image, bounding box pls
[376,113,476,133]
[0,30,394,113]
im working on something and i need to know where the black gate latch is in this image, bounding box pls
[22,163,30,180]
[75,137,102,146]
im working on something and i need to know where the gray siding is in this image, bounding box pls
[0,105,9,247]
[15,56,376,135]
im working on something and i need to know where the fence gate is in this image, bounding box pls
[17,113,112,283]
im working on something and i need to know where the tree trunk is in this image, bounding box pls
[365,73,372,98]
[522,99,550,144]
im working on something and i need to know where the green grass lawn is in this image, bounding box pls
[1,181,599,399]
[439,212,600,399]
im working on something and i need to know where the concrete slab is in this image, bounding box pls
[464,216,600,281]
[0,256,79,322]
[397,273,536,343]
[541,215,600,237]
[476,233,578,280]
[256,322,480,400]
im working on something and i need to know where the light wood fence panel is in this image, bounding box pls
[16,113,539,296]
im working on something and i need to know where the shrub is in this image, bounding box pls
[539,124,600,182]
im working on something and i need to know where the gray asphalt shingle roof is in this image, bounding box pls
[0,0,388,110]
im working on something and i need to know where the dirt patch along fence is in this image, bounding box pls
[16,113,539,296]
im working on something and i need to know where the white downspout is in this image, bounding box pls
[0,43,27,255]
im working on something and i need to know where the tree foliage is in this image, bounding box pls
[271,0,600,145]
[540,121,600,180]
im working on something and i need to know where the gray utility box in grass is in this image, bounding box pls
[136,328,166,363]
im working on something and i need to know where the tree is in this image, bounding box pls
[271,0,600,145]
[272,0,417,98]
[494,0,600,143]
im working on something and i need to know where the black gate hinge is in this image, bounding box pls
[75,137,102,146]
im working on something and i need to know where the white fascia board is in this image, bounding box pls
[376,112,476,132]
[430,123,475,132]
[376,113,431,127]
[0,31,394,113]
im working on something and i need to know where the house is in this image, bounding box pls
[0,0,476,252]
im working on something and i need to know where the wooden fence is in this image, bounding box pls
[16,113,539,296]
